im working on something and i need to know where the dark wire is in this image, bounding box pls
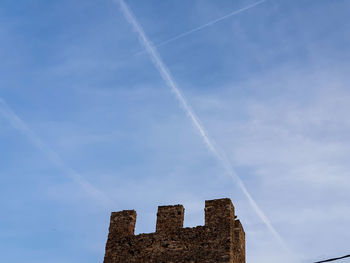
[314,254,350,263]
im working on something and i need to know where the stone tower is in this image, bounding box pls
[104,198,245,263]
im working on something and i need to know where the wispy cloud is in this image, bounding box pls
[0,97,113,209]
[190,67,350,261]
[115,0,292,255]
[1,0,349,262]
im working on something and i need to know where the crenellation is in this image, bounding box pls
[108,210,136,237]
[104,198,245,263]
[156,204,184,233]
[205,198,235,229]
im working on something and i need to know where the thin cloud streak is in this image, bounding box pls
[134,0,266,56]
[115,0,293,256]
[0,98,113,209]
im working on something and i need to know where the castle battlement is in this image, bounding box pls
[104,198,245,263]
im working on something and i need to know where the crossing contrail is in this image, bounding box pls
[115,0,293,255]
[0,97,113,209]
[134,0,266,56]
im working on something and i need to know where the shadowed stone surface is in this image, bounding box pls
[104,198,245,263]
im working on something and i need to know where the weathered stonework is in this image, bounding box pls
[104,198,245,263]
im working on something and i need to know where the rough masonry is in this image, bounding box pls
[104,198,245,263]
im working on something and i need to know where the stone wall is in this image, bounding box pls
[104,198,245,263]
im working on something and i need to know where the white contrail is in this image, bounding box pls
[134,0,266,56]
[0,98,113,209]
[115,0,291,253]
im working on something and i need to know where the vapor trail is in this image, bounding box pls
[0,98,113,209]
[115,0,291,253]
[134,0,266,56]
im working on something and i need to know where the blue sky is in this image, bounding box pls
[1,0,350,262]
